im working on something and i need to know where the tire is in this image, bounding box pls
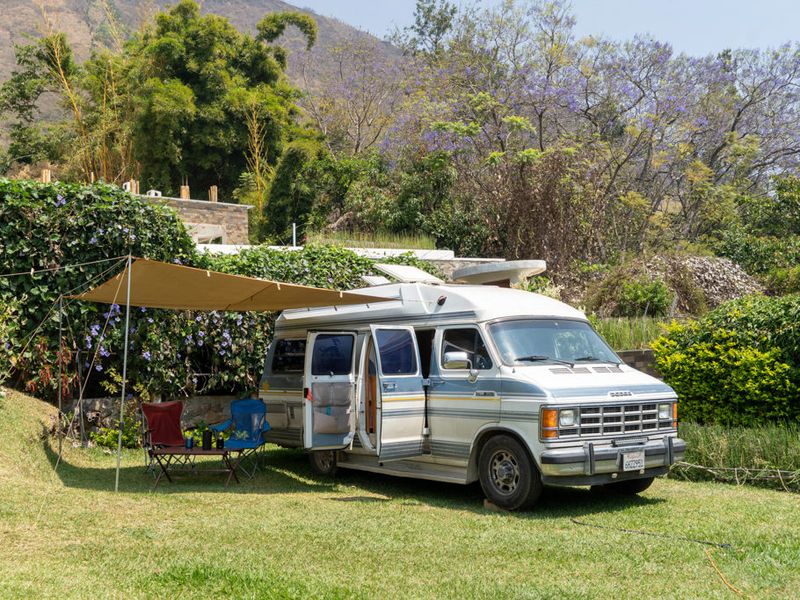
[478,434,542,511]
[594,476,654,496]
[309,450,338,477]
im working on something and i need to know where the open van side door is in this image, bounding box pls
[303,331,356,450]
[370,325,426,461]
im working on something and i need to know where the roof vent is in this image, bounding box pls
[453,260,546,286]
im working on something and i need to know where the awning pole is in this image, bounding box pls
[57,295,63,457]
[114,255,133,493]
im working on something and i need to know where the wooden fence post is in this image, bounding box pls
[209,185,218,202]
[41,168,51,183]
[180,185,191,200]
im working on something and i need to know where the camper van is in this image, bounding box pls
[258,263,684,510]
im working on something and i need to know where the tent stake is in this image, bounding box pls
[114,255,133,493]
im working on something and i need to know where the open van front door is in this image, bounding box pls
[370,325,426,461]
[303,331,357,450]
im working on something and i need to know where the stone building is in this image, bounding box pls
[142,195,251,245]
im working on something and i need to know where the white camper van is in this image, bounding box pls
[259,264,684,510]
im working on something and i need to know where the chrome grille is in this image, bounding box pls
[566,402,674,437]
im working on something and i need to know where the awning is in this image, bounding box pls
[70,258,390,311]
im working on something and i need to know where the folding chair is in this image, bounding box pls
[210,398,271,478]
[142,400,189,474]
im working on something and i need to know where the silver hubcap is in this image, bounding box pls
[489,450,520,495]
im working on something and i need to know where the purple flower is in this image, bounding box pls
[54,194,66,207]
[95,364,103,372]
[99,346,110,358]
[147,317,154,324]
[89,237,97,245]
[139,306,147,313]
[90,324,101,337]
[195,315,202,322]
[142,351,151,361]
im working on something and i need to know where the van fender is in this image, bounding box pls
[466,423,539,484]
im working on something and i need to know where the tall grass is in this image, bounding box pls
[593,316,671,351]
[672,422,800,492]
[306,230,437,249]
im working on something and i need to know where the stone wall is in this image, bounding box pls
[144,196,251,245]
[617,349,661,379]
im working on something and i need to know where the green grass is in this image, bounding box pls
[672,422,800,491]
[593,317,672,351]
[305,230,437,250]
[1,390,800,598]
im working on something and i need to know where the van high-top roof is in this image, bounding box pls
[275,282,585,331]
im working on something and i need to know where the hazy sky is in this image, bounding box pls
[293,0,800,56]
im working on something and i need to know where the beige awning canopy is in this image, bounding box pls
[70,258,390,311]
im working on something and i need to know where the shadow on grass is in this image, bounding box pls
[43,438,335,496]
[45,437,666,517]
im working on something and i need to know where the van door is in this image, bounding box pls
[371,325,426,461]
[303,331,357,450]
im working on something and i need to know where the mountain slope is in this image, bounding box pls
[0,0,396,90]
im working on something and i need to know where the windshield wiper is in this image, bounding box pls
[515,355,575,368]
[573,355,622,365]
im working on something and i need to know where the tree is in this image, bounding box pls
[301,34,403,156]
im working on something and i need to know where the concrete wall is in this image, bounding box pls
[144,196,251,245]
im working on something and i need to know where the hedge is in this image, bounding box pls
[0,179,437,400]
[652,294,800,425]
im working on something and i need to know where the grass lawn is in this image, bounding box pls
[1,391,798,599]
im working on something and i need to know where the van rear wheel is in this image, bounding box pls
[309,450,338,477]
[479,435,542,511]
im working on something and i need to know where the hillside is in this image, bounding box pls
[0,0,397,91]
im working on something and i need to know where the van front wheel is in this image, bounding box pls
[309,450,338,477]
[479,435,542,511]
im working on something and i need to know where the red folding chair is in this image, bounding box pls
[142,400,188,473]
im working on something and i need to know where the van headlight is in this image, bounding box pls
[559,409,577,427]
[658,403,672,420]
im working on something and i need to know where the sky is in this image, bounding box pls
[292,0,800,56]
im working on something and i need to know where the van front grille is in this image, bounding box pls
[561,403,674,437]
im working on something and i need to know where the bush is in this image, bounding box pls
[0,298,19,385]
[0,179,197,399]
[652,295,800,425]
[586,268,674,317]
[0,180,440,401]
[763,265,800,295]
[713,226,800,276]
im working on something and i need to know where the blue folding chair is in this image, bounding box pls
[210,398,271,478]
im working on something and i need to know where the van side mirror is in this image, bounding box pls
[443,351,471,370]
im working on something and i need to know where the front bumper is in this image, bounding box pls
[539,436,685,486]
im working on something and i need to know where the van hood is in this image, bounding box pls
[509,363,675,400]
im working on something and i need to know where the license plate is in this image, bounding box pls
[622,450,645,472]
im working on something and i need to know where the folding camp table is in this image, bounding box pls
[151,447,245,489]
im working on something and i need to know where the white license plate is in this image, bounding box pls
[622,450,645,472]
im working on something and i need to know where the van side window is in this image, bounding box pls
[441,328,493,370]
[311,334,354,376]
[375,329,418,375]
[271,339,306,373]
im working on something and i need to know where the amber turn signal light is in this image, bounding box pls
[541,408,558,439]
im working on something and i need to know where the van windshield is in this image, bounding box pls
[488,319,620,366]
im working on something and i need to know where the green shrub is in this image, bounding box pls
[713,226,800,275]
[764,265,800,295]
[587,268,674,317]
[652,295,800,425]
[0,180,440,401]
[0,179,196,399]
